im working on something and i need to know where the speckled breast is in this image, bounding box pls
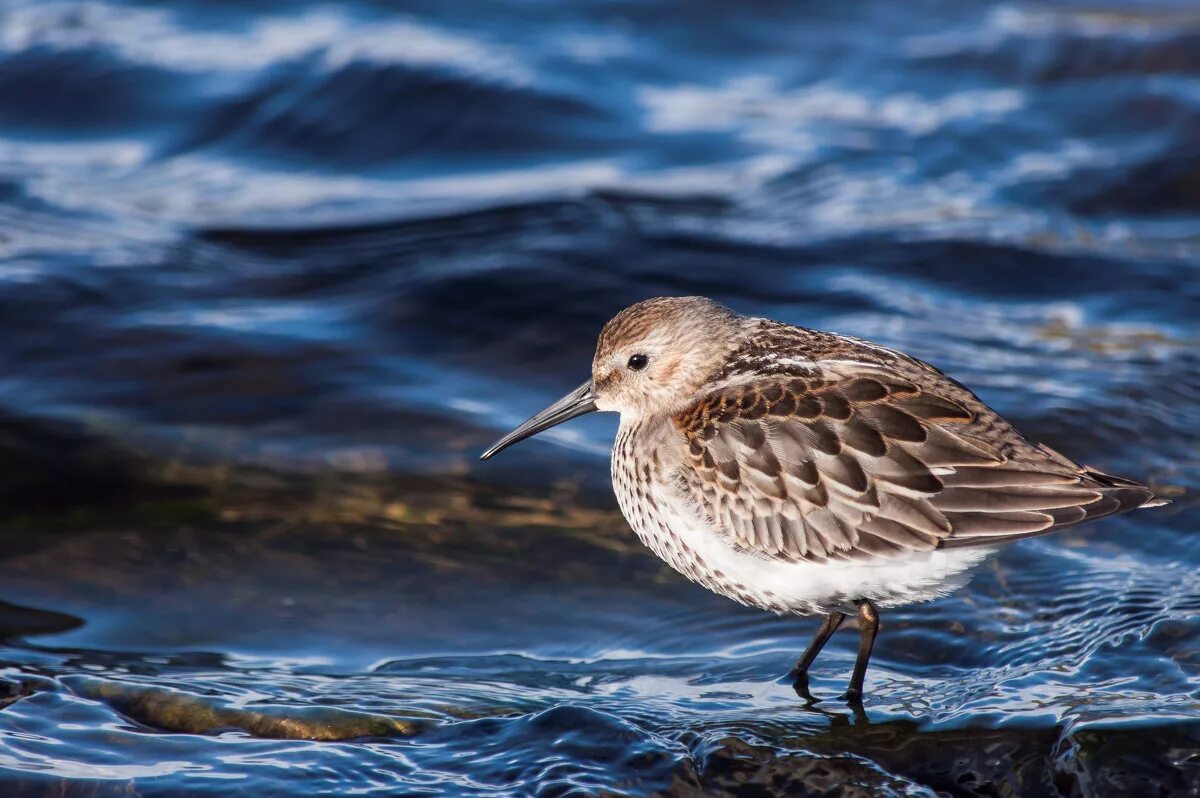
[610,419,774,611]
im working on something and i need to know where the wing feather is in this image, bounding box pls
[672,358,1159,563]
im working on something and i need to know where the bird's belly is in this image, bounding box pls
[626,494,992,615]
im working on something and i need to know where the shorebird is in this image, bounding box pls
[480,297,1166,702]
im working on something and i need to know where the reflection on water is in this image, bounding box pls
[0,0,1197,795]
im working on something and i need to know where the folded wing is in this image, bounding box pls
[671,363,1158,562]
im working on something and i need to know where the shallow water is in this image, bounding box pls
[0,0,1198,795]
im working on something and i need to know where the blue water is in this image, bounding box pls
[0,1,1198,795]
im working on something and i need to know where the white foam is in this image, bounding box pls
[639,77,1023,140]
[0,2,531,83]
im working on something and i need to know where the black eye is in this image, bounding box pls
[627,354,649,371]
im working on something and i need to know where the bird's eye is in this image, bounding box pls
[627,354,649,371]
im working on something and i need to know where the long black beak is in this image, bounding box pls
[479,379,598,461]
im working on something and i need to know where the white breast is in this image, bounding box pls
[611,420,991,616]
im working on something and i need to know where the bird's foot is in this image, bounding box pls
[838,688,864,705]
[789,670,819,703]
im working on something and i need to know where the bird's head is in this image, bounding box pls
[590,296,741,416]
[480,296,742,460]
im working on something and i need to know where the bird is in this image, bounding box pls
[479,296,1167,702]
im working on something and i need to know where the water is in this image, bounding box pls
[0,0,1198,794]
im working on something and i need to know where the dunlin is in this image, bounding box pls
[480,297,1166,701]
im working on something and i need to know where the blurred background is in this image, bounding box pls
[0,1,1198,795]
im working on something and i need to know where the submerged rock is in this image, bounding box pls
[65,676,422,741]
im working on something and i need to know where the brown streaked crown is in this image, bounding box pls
[594,297,736,362]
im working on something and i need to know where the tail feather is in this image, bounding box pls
[1082,467,1168,512]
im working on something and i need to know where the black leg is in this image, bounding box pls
[788,611,847,685]
[841,599,879,704]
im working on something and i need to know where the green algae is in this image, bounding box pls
[65,676,422,741]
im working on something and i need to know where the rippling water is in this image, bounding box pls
[0,1,1198,795]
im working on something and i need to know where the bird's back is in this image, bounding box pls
[657,317,1163,564]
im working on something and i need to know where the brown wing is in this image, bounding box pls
[671,364,1157,563]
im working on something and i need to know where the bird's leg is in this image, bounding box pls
[788,611,847,690]
[841,599,879,704]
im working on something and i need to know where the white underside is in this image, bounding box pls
[637,487,992,615]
